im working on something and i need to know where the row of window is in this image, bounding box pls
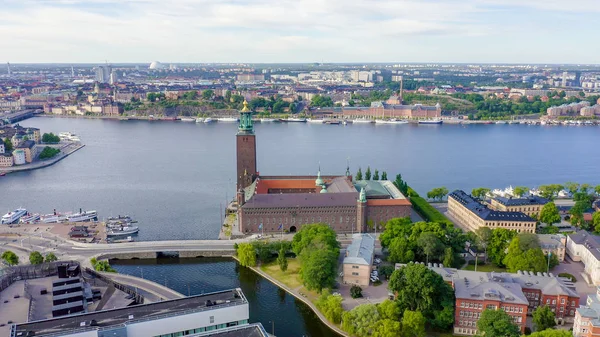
[154,320,247,337]
[459,311,481,318]
[460,302,483,309]
[544,298,574,306]
[500,306,524,314]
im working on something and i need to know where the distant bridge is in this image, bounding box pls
[2,109,40,124]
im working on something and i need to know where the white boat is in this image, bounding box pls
[259,118,277,123]
[58,132,72,139]
[2,208,27,224]
[558,190,570,198]
[375,119,408,124]
[180,117,196,122]
[203,118,215,123]
[217,117,239,122]
[41,212,70,223]
[283,118,307,122]
[495,121,507,124]
[418,119,443,125]
[352,119,374,124]
[195,118,204,123]
[307,119,324,123]
[20,213,40,224]
[67,210,97,222]
[107,226,139,236]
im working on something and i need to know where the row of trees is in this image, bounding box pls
[42,133,60,144]
[1,250,58,266]
[39,147,61,160]
[355,167,388,181]
[472,182,600,201]
[477,305,563,337]
[90,258,116,272]
[426,187,449,201]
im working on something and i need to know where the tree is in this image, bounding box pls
[475,227,492,263]
[365,166,372,180]
[372,319,402,337]
[224,90,232,102]
[580,183,591,194]
[380,217,412,247]
[381,171,388,180]
[564,182,580,195]
[529,329,572,337]
[237,243,257,267]
[471,187,490,200]
[417,232,442,264]
[277,247,288,272]
[538,184,564,200]
[45,252,58,262]
[201,89,214,100]
[388,263,454,329]
[4,138,13,153]
[316,290,343,324]
[539,225,560,234]
[90,258,116,272]
[593,212,600,233]
[356,167,363,181]
[291,223,339,256]
[427,187,449,201]
[350,285,363,298]
[299,238,338,292]
[402,310,427,337]
[504,234,547,273]
[539,202,561,225]
[388,237,415,263]
[477,309,521,337]
[42,133,60,144]
[443,247,454,268]
[532,305,555,331]
[377,299,401,320]
[488,228,516,267]
[373,169,380,180]
[513,186,529,198]
[1,250,19,265]
[595,185,600,196]
[39,147,60,159]
[341,304,380,337]
[29,251,44,265]
[310,95,334,107]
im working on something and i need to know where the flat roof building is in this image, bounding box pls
[11,288,252,337]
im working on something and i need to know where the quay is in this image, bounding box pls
[0,143,84,174]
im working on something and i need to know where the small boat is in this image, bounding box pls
[108,236,134,243]
[20,213,40,224]
[342,120,347,125]
[217,117,239,122]
[107,225,139,236]
[2,208,27,224]
[195,118,204,123]
[67,210,97,222]
[203,118,215,123]
[0,172,5,176]
[325,120,341,125]
[418,119,443,125]
[352,118,374,124]
[282,118,307,123]
[375,119,408,125]
[307,119,324,124]
[259,118,277,123]
[180,117,196,122]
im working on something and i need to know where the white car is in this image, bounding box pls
[374,258,382,264]
[370,276,379,282]
[332,292,341,296]
[371,271,378,276]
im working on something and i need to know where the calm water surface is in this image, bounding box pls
[111,258,339,337]
[2,117,599,240]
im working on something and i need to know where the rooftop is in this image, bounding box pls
[537,234,566,250]
[344,234,375,265]
[353,180,406,199]
[449,190,534,222]
[242,192,357,209]
[196,323,269,337]
[568,230,600,260]
[493,196,550,207]
[12,288,247,337]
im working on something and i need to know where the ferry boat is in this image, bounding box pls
[40,212,70,223]
[259,118,277,123]
[307,119,324,123]
[375,119,408,125]
[107,225,139,236]
[180,117,196,122]
[203,118,215,123]
[20,213,40,224]
[352,118,373,124]
[418,119,443,125]
[325,120,341,125]
[217,117,239,122]
[282,118,307,123]
[58,132,80,141]
[2,208,27,224]
[67,210,97,222]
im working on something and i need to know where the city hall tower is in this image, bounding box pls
[236,100,257,190]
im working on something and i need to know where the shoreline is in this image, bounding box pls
[0,143,85,174]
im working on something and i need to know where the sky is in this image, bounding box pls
[1,0,598,64]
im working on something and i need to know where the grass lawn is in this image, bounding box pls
[462,264,506,273]
[260,258,320,302]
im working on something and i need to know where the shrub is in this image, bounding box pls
[39,147,60,160]
[558,273,577,282]
[409,196,452,225]
[378,265,394,280]
[350,285,363,299]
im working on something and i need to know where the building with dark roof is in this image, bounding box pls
[235,101,411,234]
[490,196,550,216]
[448,190,536,233]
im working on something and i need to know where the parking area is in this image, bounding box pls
[553,257,597,302]
[338,279,391,310]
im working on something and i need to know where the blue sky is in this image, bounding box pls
[1,0,598,64]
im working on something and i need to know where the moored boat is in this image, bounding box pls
[203,118,215,123]
[107,225,139,236]
[217,117,239,122]
[307,119,324,123]
[418,119,443,125]
[2,208,27,224]
[259,118,277,123]
[20,213,40,224]
[180,117,196,122]
[352,118,373,124]
[282,117,307,122]
[67,210,97,222]
[375,119,408,125]
[195,118,205,123]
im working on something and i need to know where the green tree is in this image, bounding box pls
[237,243,257,267]
[539,202,561,225]
[291,223,339,255]
[4,138,14,152]
[595,185,600,196]
[475,227,493,263]
[1,250,19,265]
[90,258,116,272]
[417,232,442,264]
[580,183,591,194]
[564,182,580,195]
[377,299,401,320]
[529,329,572,337]
[443,247,454,268]
[477,309,521,337]
[365,166,372,180]
[310,95,334,107]
[593,212,600,233]
[513,186,529,198]
[538,184,564,200]
[388,263,454,329]
[356,167,363,181]
[488,228,517,267]
[299,238,338,292]
[532,305,556,331]
[350,285,363,298]
[277,247,288,272]
[380,217,412,247]
[471,187,490,200]
[316,290,343,324]
[504,234,547,273]
[427,187,449,201]
[372,319,402,337]
[182,91,198,100]
[29,251,44,265]
[224,90,232,102]
[388,237,415,263]
[39,147,60,159]
[42,133,60,143]
[381,171,388,180]
[341,304,380,337]
[44,252,58,262]
[201,89,214,100]
[373,169,380,180]
[402,310,427,337]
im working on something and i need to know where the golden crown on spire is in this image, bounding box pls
[241,99,250,112]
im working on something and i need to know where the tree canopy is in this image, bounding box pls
[513,186,529,198]
[477,309,521,337]
[29,251,44,265]
[299,237,338,292]
[310,95,334,107]
[42,133,60,144]
[4,138,14,152]
[341,304,380,337]
[316,290,343,324]
[529,329,572,337]
[237,243,257,267]
[1,250,19,265]
[45,252,58,262]
[533,305,556,332]
[539,202,561,225]
[291,223,339,256]
[355,167,363,181]
[488,228,517,267]
[365,166,372,180]
[504,233,548,273]
[427,187,449,201]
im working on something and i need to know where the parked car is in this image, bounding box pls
[332,292,341,296]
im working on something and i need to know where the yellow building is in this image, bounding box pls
[448,190,536,233]
[489,196,549,217]
[342,234,375,286]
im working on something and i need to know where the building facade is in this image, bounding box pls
[538,234,567,262]
[490,196,549,217]
[13,149,26,165]
[0,153,13,167]
[342,234,375,286]
[448,190,536,233]
[567,231,600,285]
[574,287,600,337]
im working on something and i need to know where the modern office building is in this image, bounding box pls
[448,190,536,233]
[11,288,254,337]
[343,234,375,286]
[489,196,549,217]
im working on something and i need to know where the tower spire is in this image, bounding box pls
[238,99,254,134]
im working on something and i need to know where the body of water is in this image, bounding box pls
[111,258,340,337]
[2,117,599,240]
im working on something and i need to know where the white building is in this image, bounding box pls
[11,288,265,337]
[567,231,600,285]
[12,149,26,165]
[0,141,4,154]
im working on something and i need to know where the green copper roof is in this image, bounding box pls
[359,187,366,202]
[315,168,324,186]
[238,100,254,134]
[320,186,327,193]
[354,180,393,198]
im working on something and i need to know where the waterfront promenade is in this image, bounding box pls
[0,142,84,174]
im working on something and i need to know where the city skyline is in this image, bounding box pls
[2,0,599,64]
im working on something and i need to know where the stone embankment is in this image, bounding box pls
[0,143,84,174]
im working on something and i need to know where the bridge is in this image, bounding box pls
[1,109,40,124]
